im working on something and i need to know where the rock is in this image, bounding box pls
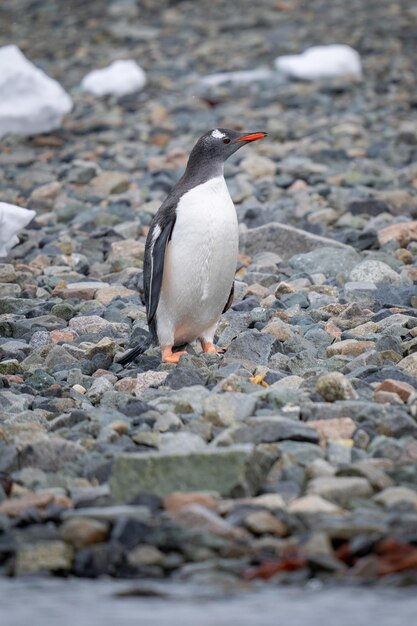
[18,438,86,471]
[0,202,36,257]
[86,377,114,401]
[73,542,125,578]
[29,181,62,210]
[170,503,246,539]
[344,281,378,302]
[226,329,276,365]
[244,510,287,536]
[0,390,32,413]
[230,417,319,445]
[315,372,358,402]
[203,392,256,426]
[90,172,130,197]
[164,492,218,515]
[350,260,401,285]
[94,286,136,305]
[158,432,206,454]
[165,367,205,390]
[261,319,294,341]
[108,238,144,261]
[200,68,273,86]
[374,379,415,402]
[84,337,116,359]
[69,315,111,334]
[239,224,351,260]
[326,339,375,357]
[0,263,16,282]
[14,540,73,575]
[308,418,356,445]
[60,517,109,548]
[26,371,57,391]
[81,60,146,97]
[240,155,276,178]
[0,491,54,517]
[288,494,344,514]
[0,45,72,137]
[289,246,361,277]
[378,221,417,247]
[45,345,77,369]
[128,544,164,567]
[398,354,417,379]
[135,371,168,395]
[110,445,274,501]
[62,505,151,523]
[0,360,20,375]
[0,284,21,298]
[348,199,391,216]
[307,477,373,505]
[275,45,362,80]
[373,487,417,508]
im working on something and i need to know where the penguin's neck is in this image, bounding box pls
[181,153,224,189]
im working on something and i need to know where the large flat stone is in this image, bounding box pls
[230,417,319,445]
[110,445,274,502]
[239,223,351,260]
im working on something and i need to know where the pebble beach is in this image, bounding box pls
[0,0,417,598]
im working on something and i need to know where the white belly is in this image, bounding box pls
[156,176,238,346]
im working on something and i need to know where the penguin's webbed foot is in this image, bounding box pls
[201,341,226,354]
[162,347,187,363]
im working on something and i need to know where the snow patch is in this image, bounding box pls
[0,202,36,257]
[275,45,362,81]
[0,45,72,138]
[81,60,147,97]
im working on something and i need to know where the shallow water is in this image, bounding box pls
[1,579,416,626]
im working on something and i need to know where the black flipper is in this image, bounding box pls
[117,334,153,366]
[144,210,176,327]
[222,281,235,313]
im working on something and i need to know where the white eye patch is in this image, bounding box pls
[211,129,225,139]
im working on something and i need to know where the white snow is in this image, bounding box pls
[80,60,147,97]
[200,68,274,87]
[0,202,36,257]
[275,45,362,80]
[0,45,72,138]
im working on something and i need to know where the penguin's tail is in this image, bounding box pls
[117,334,153,367]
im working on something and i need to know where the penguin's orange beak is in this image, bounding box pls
[235,132,268,143]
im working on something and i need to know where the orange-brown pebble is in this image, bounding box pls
[164,491,218,515]
[375,379,415,403]
[50,329,77,343]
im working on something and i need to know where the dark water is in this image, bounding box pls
[1,579,416,626]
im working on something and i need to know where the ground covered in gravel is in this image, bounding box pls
[0,0,417,584]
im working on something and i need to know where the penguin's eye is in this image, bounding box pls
[223,137,231,144]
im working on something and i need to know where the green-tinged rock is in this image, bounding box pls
[0,359,20,375]
[110,444,274,501]
[51,303,76,320]
[316,372,358,402]
[14,540,73,575]
[307,476,373,506]
[26,370,56,391]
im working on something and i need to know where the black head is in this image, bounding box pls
[184,127,267,182]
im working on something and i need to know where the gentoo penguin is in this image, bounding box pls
[119,128,267,365]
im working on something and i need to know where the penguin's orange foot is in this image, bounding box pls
[162,348,187,364]
[201,341,226,354]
